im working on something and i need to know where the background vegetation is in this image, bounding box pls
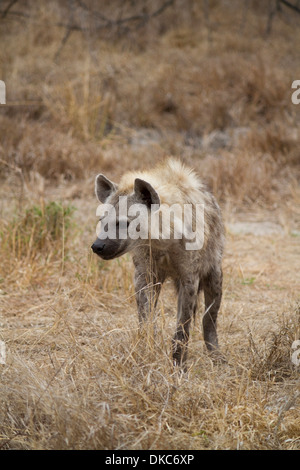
[0,0,299,450]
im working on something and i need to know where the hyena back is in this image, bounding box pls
[91,158,225,366]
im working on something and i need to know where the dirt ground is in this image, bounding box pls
[0,0,300,450]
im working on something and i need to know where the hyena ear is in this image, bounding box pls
[95,174,118,202]
[134,178,160,208]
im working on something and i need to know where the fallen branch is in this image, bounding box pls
[1,0,19,19]
[280,0,300,13]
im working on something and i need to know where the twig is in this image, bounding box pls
[75,0,112,24]
[265,0,280,36]
[1,0,175,34]
[1,0,18,19]
[75,0,175,28]
[54,27,73,61]
[0,8,29,19]
[280,0,300,13]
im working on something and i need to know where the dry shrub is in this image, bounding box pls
[0,200,76,287]
[123,52,290,134]
[200,150,278,205]
[1,201,74,259]
[240,124,300,167]
[43,69,115,142]
[0,115,110,181]
[249,304,300,382]
[0,0,299,207]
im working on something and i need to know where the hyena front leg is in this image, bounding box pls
[134,268,162,323]
[202,267,223,352]
[173,279,198,367]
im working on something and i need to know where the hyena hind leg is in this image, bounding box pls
[202,267,223,353]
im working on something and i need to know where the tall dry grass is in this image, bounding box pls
[1,0,299,199]
[0,187,299,450]
[1,266,299,449]
[0,0,300,450]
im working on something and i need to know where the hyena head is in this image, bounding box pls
[91,174,160,260]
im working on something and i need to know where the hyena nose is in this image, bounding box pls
[91,242,105,255]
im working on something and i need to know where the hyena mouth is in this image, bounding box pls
[96,251,124,260]
[91,242,127,260]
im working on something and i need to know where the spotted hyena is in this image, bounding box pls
[91,158,225,366]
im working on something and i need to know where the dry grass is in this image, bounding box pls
[0,0,300,450]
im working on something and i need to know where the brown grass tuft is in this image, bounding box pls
[0,0,299,450]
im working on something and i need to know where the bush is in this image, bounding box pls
[0,201,75,261]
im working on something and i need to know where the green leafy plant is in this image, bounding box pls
[1,201,75,261]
